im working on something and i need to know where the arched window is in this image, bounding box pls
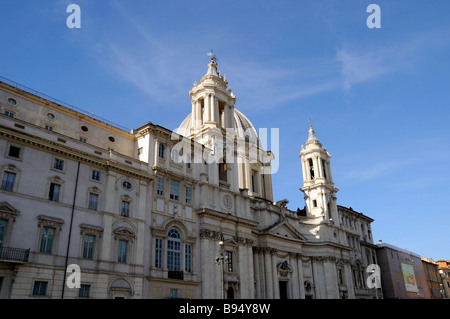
[167,229,182,279]
[308,158,315,179]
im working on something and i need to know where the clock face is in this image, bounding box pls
[223,195,232,209]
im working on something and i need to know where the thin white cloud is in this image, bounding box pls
[336,26,450,91]
[336,48,393,90]
[344,160,408,181]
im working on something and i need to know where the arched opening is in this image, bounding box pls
[167,228,183,280]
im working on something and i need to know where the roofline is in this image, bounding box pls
[337,205,374,222]
[0,76,132,133]
[376,242,422,258]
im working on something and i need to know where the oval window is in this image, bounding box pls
[47,113,55,119]
[108,136,115,142]
[7,98,17,105]
[81,125,89,132]
[122,181,132,190]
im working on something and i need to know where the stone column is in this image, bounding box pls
[154,138,159,167]
[204,94,210,122]
[324,258,339,299]
[191,100,196,127]
[264,248,273,298]
[305,158,311,181]
[297,255,305,298]
[253,248,261,298]
[314,157,320,179]
[214,95,219,124]
[317,156,324,178]
[197,101,202,127]
[257,248,266,298]
[272,251,279,299]
[288,253,299,299]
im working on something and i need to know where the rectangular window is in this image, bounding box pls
[83,235,95,259]
[0,220,7,247]
[39,227,55,254]
[48,183,60,202]
[251,172,256,192]
[226,251,233,272]
[44,124,54,131]
[79,136,87,143]
[170,180,180,201]
[185,244,192,273]
[118,240,127,263]
[155,238,163,269]
[4,110,15,118]
[185,186,192,204]
[91,170,101,181]
[79,284,91,298]
[219,163,228,182]
[157,177,164,196]
[32,281,48,296]
[88,193,99,211]
[170,288,178,299]
[53,158,64,171]
[158,144,165,158]
[8,145,21,158]
[121,201,130,217]
[1,171,16,192]
[138,147,143,156]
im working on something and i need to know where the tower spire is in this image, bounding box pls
[206,50,219,77]
[307,123,318,143]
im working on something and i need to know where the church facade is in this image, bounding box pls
[0,57,380,299]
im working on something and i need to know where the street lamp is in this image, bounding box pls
[215,234,228,299]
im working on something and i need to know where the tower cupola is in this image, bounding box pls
[299,123,339,224]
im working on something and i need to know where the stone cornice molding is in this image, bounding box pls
[196,207,259,228]
[0,124,154,182]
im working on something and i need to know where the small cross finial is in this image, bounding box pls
[308,118,312,128]
[207,49,217,63]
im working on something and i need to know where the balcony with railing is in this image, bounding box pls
[0,246,30,263]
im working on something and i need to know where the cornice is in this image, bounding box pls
[196,207,259,228]
[0,124,154,182]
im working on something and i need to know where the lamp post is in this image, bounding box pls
[215,234,228,299]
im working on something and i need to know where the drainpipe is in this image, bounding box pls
[61,161,80,299]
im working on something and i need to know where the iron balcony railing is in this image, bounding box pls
[0,246,30,263]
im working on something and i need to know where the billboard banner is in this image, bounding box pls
[401,263,419,292]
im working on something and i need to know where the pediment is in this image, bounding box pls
[0,202,19,214]
[266,221,307,242]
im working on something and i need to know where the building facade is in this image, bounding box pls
[376,242,428,299]
[0,57,380,299]
[422,257,444,299]
[437,260,450,299]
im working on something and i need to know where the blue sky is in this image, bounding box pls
[1,1,449,260]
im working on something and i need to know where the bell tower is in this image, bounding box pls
[188,54,236,145]
[299,124,339,225]
[188,54,239,191]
